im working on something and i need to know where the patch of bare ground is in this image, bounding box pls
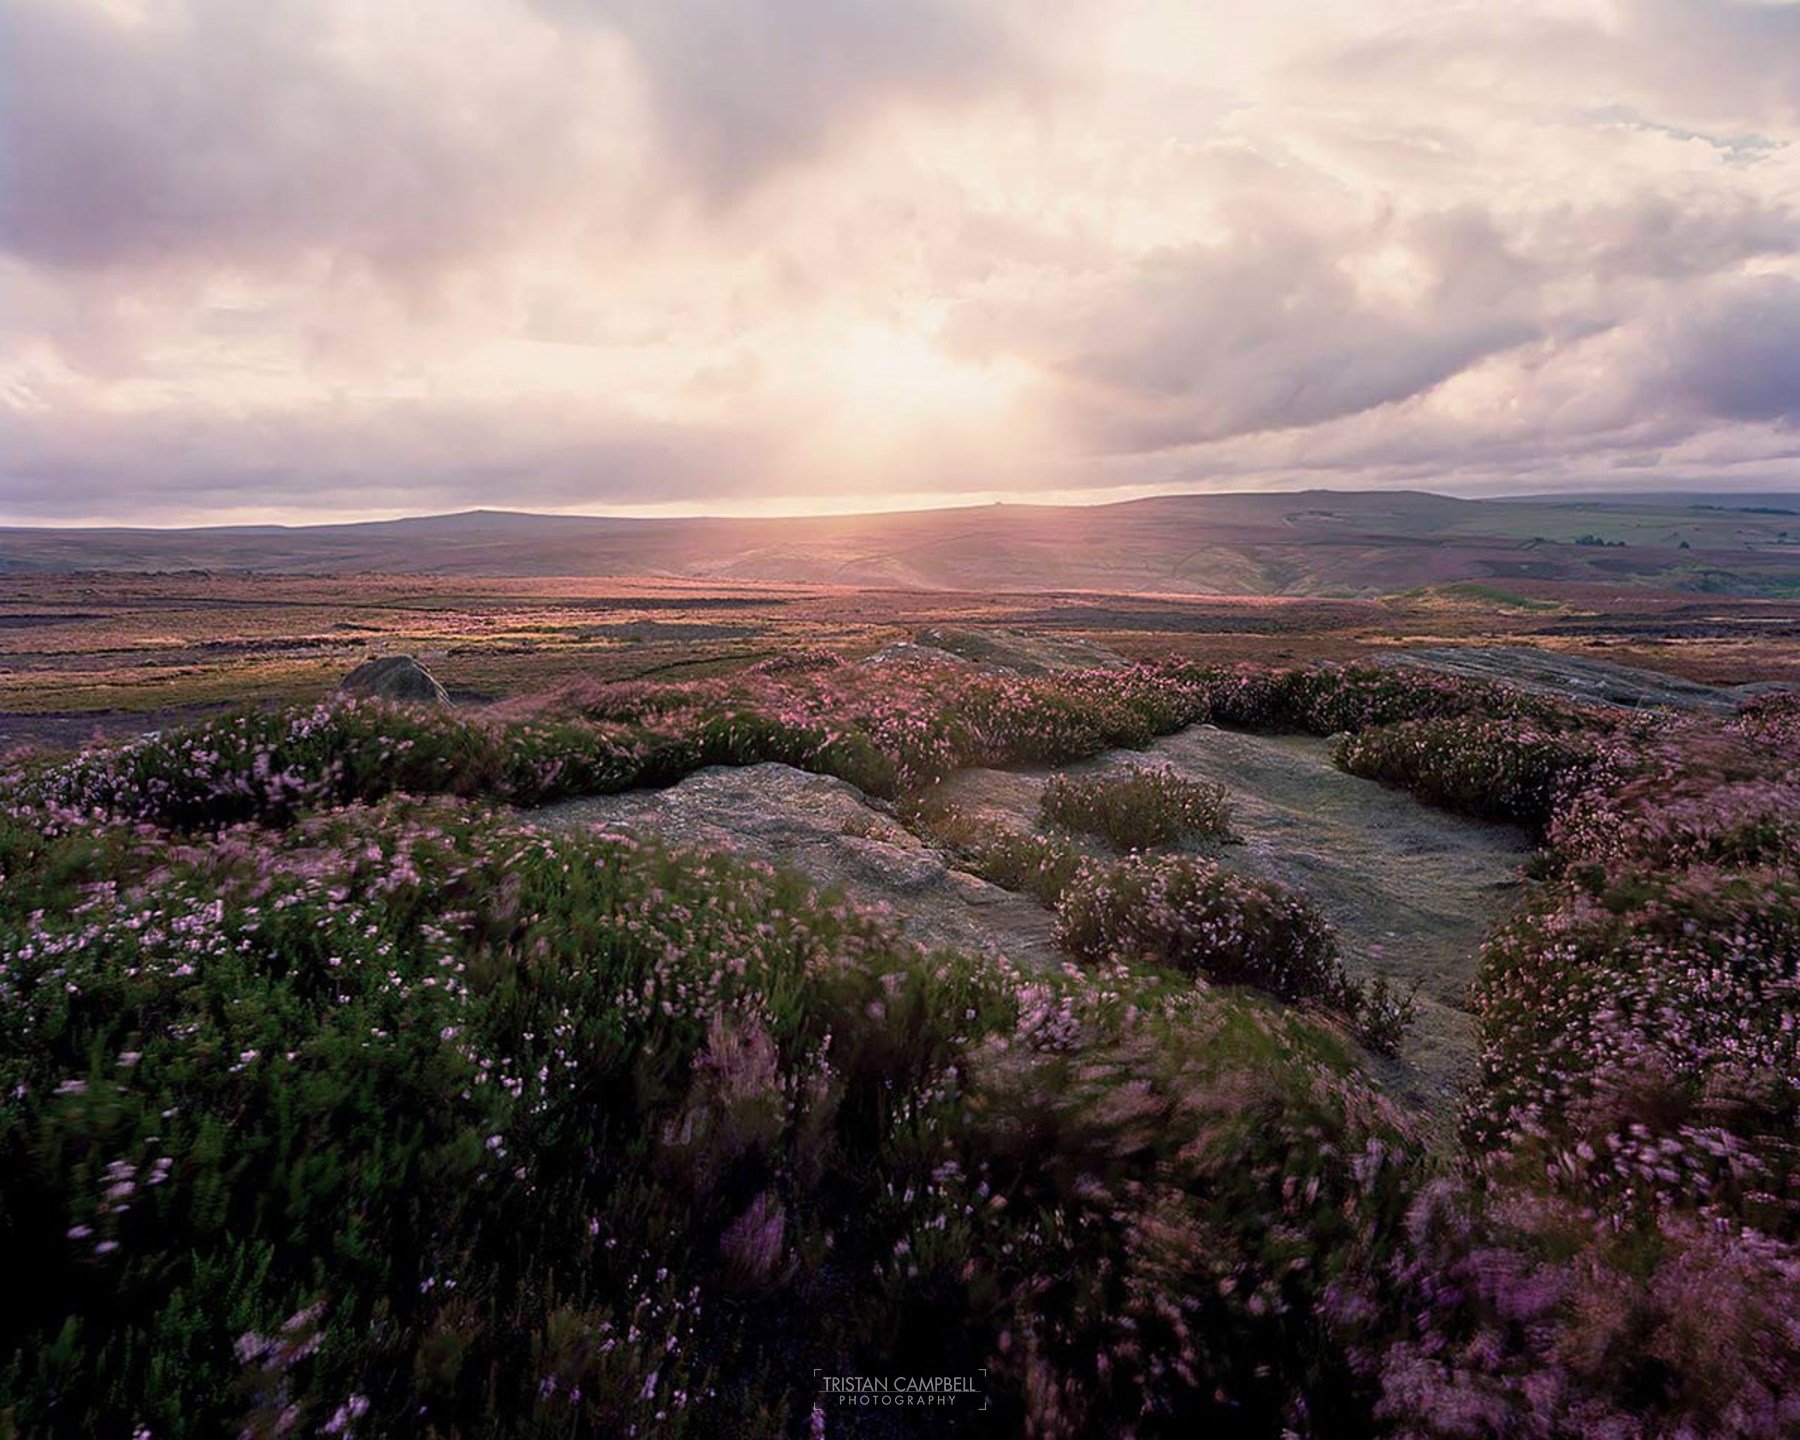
[0,702,235,752]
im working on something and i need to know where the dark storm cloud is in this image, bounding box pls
[0,0,591,276]
[949,222,1540,452]
[539,0,1037,197]
[1651,275,1800,426]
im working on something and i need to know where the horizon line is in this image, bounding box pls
[5,480,1799,534]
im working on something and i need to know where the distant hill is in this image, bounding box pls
[4,489,1799,596]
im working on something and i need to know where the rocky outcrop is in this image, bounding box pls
[529,763,1061,970]
[857,640,987,671]
[1375,646,1748,711]
[338,655,451,705]
[530,725,1532,1130]
[936,727,1531,1129]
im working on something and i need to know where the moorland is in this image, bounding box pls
[3,490,1799,1437]
[6,490,1800,594]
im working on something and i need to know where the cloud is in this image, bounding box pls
[1327,0,1800,133]
[950,216,1542,451]
[1647,274,1800,425]
[3,0,1800,522]
[543,0,1044,198]
[0,393,786,523]
[0,0,623,278]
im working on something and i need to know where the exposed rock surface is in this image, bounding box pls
[857,640,988,671]
[1375,645,1753,711]
[338,655,451,705]
[936,727,1532,1125]
[529,763,1061,971]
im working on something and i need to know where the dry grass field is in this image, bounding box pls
[4,570,1799,750]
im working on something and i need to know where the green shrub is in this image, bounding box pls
[1468,864,1800,1233]
[1040,765,1232,850]
[8,653,1792,1435]
[969,828,1089,904]
[1334,717,1600,830]
[1053,853,1351,1008]
[1350,975,1419,1057]
[960,991,1422,1435]
[902,797,1090,905]
[0,796,1429,1436]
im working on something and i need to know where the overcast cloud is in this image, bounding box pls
[2,0,1798,522]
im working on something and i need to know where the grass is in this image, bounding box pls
[1414,582,1565,612]
[11,570,1800,727]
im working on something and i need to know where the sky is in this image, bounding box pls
[2,0,1799,524]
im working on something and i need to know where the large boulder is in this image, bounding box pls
[338,655,451,705]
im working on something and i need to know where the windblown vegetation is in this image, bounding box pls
[1039,765,1233,849]
[2,660,1796,1436]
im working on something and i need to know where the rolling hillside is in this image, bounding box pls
[4,489,1799,595]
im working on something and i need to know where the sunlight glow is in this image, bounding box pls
[830,324,1023,434]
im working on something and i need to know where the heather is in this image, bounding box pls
[905,780,1412,1053]
[5,656,1799,1435]
[908,801,1090,906]
[1039,765,1233,849]
[1334,717,1603,830]
[962,987,1420,1435]
[1462,709,1800,1237]
[0,795,1419,1437]
[1349,688,1800,1434]
[17,659,1617,836]
[1054,852,1337,998]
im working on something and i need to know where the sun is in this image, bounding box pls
[830,324,1023,434]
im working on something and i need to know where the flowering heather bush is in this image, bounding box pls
[961,988,1423,1437]
[1053,853,1348,1005]
[971,830,1089,905]
[16,700,655,829]
[6,656,1797,1434]
[1731,689,1800,752]
[1546,728,1800,876]
[1040,765,1232,850]
[914,800,1409,1052]
[0,792,1433,1437]
[1181,661,1601,738]
[744,648,847,677]
[909,797,1091,905]
[1362,686,1800,1435]
[1335,717,1604,830]
[15,657,1623,837]
[18,660,1214,831]
[1344,1185,1800,1439]
[1470,867,1800,1228]
[0,798,1020,1434]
